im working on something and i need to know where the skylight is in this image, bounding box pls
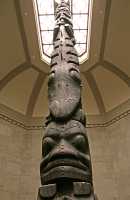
[33,0,93,64]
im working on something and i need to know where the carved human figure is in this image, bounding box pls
[38,120,95,200]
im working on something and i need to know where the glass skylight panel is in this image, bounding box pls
[73,15,88,30]
[40,16,55,31]
[37,0,54,14]
[72,0,89,13]
[41,31,53,45]
[75,43,86,56]
[33,0,93,64]
[43,45,53,56]
[74,30,87,43]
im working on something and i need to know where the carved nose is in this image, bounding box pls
[50,139,78,161]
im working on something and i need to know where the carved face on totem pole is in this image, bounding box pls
[41,120,91,182]
[38,120,94,199]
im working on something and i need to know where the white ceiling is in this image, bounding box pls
[0,0,130,123]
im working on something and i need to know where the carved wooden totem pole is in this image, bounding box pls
[37,0,95,199]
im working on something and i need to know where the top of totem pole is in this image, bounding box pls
[46,0,87,125]
[53,0,75,43]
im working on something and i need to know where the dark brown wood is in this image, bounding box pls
[37,1,95,199]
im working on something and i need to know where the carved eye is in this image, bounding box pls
[69,68,81,83]
[48,70,56,86]
[49,70,55,77]
[42,137,56,157]
[71,135,87,153]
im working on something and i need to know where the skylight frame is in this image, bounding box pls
[33,0,93,65]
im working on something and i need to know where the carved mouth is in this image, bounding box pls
[40,152,91,184]
[41,165,91,185]
[40,153,90,173]
[41,158,88,173]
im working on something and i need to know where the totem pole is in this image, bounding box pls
[37,0,95,199]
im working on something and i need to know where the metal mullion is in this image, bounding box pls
[75,42,86,45]
[41,29,88,32]
[35,1,44,55]
[42,44,52,58]
[42,42,87,45]
[71,0,73,19]
[86,0,91,30]
[42,42,86,46]
[74,28,88,31]
[42,43,53,45]
[41,29,54,32]
[39,13,54,16]
[73,13,88,15]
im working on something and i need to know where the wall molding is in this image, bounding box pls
[86,109,130,128]
[0,100,129,130]
[0,109,129,130]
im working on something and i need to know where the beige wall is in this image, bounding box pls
[89,115,130,200]
[0,118,41,200]
[0,113,130,200]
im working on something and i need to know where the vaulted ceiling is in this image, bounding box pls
[0,0,130,124]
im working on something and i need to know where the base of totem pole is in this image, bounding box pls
[37,179,96,200]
